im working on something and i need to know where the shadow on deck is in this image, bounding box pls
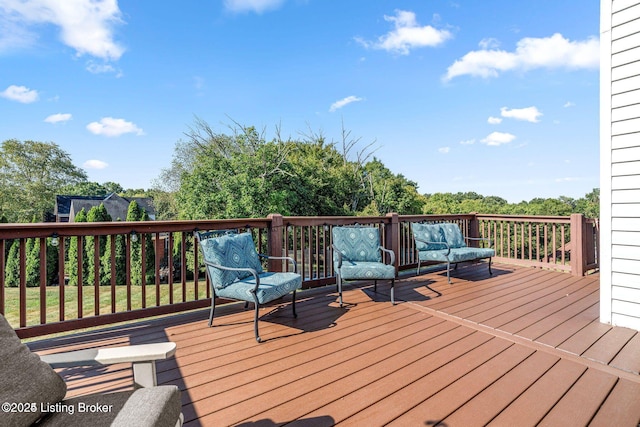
[28,264,640,426]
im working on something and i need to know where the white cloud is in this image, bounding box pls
[487,116,502,124]
[0,0,125,61]
[444,33,599,81]
[329,95,363,112]
[564,101,576,108]
[83,159,108,169]
[438,147,450,154]
[86,60,122,76]
[86,117,144,137]
[500,106,542,123]
[478,38,500,50]
[1,85,38,103]
[356,10,452,55]
[44,113,72,123]
[459,139,475,145]
[481,131,516,146]
[223,0,285,13]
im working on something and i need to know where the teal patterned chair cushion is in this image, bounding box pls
[440,223,466,248]
[332,226,382,263]
[216,272,302,304]
[412,221,495,283]
[410,222,446,250]
[337,262,396,280]
[199,232,263,289]
[418,247,495,263]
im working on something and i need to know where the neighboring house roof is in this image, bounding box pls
[55,193,156,222]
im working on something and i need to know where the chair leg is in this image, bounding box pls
[416,259,421,276]
[374,280,377,293]
[208,294,216,327]
[489,258,493,276]
[252,294,261,343]
[447,261,452,284]
[337,273,343,307]
[292,289,297,318]
[390,280,395,305]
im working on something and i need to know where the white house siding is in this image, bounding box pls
[601,0,640,330]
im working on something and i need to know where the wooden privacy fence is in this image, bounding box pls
[0,213,598,338]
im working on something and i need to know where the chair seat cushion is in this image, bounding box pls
[336,261,396,280]
[39,385,181,427]
[215,272,302,305]
[418,247,495,263]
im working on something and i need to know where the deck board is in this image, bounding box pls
[538,369,618,427]
[442,350,560,426]
[26,264,640,427]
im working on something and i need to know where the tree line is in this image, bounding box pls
[0,129,599,224]
[1,123,599,287]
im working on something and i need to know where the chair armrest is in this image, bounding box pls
[379,246,395,266]
[414,237,451,255]
[331,244,343,268]
[202,260,261,292]
[40,342,177,388]
[464,236,492,247]
[259,254,298,273]
[39,342,177,367]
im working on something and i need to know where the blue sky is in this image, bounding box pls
[1,0,600,203]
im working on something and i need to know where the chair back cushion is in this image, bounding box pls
[198,232,263,289]
[0,314,67,426]
[332,226,382,263]
[441,223,466,248]
[411,222,445,250]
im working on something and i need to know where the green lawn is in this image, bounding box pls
[3,281,210,329]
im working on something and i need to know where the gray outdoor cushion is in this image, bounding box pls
[39,386,181,427]
[0,314,67,426]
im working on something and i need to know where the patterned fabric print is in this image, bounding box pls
[411,222,446,251]
[338,262,396,280]
[332,226,382,263]
[199,232,263,289]
[215,272,302,304]
[418,247,495,263]
[441,223,466,248]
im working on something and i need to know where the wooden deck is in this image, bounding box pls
[28,264,640,426]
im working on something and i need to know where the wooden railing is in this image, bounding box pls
[0,213,598,338]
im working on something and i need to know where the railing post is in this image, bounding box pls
[267,213,284,272]
[385,213,400,275]
[468,212,480,248]
[570,213,586,276]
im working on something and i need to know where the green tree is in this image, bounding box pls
[0,139,87,222]
[67,208,88,286]
[86,204,112,285]
[127,202,143,285]
[575,188,599,218]
[125,201,155,285]
[172,119,381,219]
[360,158,424,215]
[25,237,39,287]
[4,241,20,287]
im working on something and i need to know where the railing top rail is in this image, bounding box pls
[474,214,572,223]
[0,218,272,239]
[398,214,476,222]
[282,216,392,227]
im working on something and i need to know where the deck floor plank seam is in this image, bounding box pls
[403,295,640,383]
